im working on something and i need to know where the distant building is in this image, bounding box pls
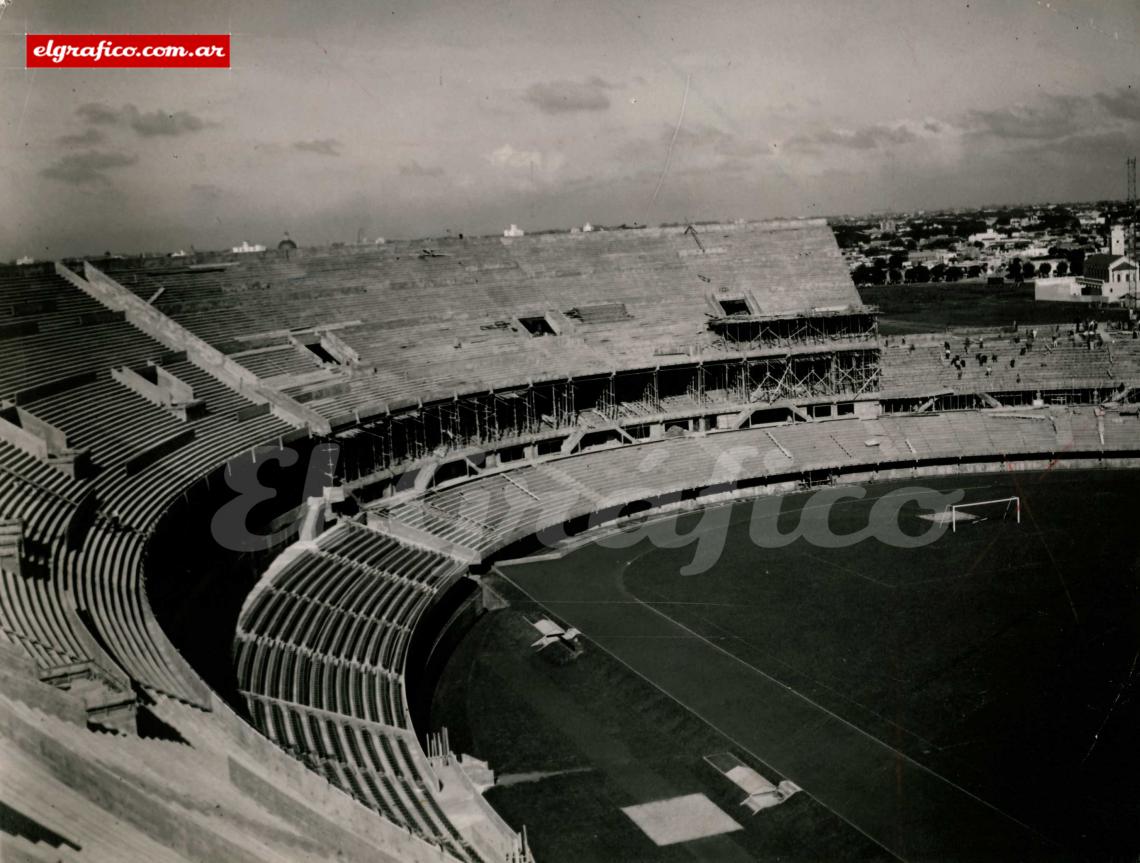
[232,241,266,254]
[169,250,188,258]
[582,222,594,232]
[1110,225,1126,256]
[1074,254,1139,301]
[918,235,953,249]
[503,224,525,238]
[15,255,34,266]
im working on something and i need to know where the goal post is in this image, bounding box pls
[947,496,1021,532]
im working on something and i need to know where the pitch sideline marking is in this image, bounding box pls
[497,551,1060,859]
[607,565,1056,849]
[496,566,907,863]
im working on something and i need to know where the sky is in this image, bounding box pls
[0,0,1138,259]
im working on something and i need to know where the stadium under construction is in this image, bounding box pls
[2,219,1139,862]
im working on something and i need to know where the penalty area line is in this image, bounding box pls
[608,568,1055,851]
[495,566,907,863]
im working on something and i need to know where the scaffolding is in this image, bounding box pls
[333,346,882,483]
[707,308,878,350]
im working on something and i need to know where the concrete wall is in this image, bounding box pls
[228,760,457,863]
[111,363,195,408]
[1034,277,1086,302]
[0,405,69,460]
[0,646,87,725]
[0,705,273,863]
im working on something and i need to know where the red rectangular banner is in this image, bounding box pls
[26,34,230,68]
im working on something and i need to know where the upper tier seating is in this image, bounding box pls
[54,353,294,701]
[25,376,186,473]
[1,264,295,703]
[0,567,88,669]
[0,267,171,400]
[0,440,86,550]
[100,221,863,420]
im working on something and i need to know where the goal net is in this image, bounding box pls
[938,496,1021,532]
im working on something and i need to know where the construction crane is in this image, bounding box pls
[1126,157,1137,307]
[1128,156,1136,260]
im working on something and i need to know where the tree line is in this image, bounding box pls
[853,253,1083,286]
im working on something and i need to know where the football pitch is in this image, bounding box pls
[435,469,1140,861]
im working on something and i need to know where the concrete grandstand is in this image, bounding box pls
[2,219,1139,861]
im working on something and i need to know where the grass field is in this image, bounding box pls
[857,282,1128,335]
[431,594,893,862]
[432,469,1140,862]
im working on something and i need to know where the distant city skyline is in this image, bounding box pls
[1,0,1137,260]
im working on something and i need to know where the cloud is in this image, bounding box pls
[669,123,771,159]
[1095,86,1140,123]
[57,128,105,147]
[523,76,613,114]
[487,144,566,188]
[1023,128,1133,161]
[75,102,214,136]
[76,102,122,125]
[190,182,225,201]
[964,95,1083,140]
[674,155,757,177]
[129,108,211,137]
[399,160,445,177]
[784,122,919,154]
[490,144,541,169]
[41,150,138,185]
[293,138,343,156]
